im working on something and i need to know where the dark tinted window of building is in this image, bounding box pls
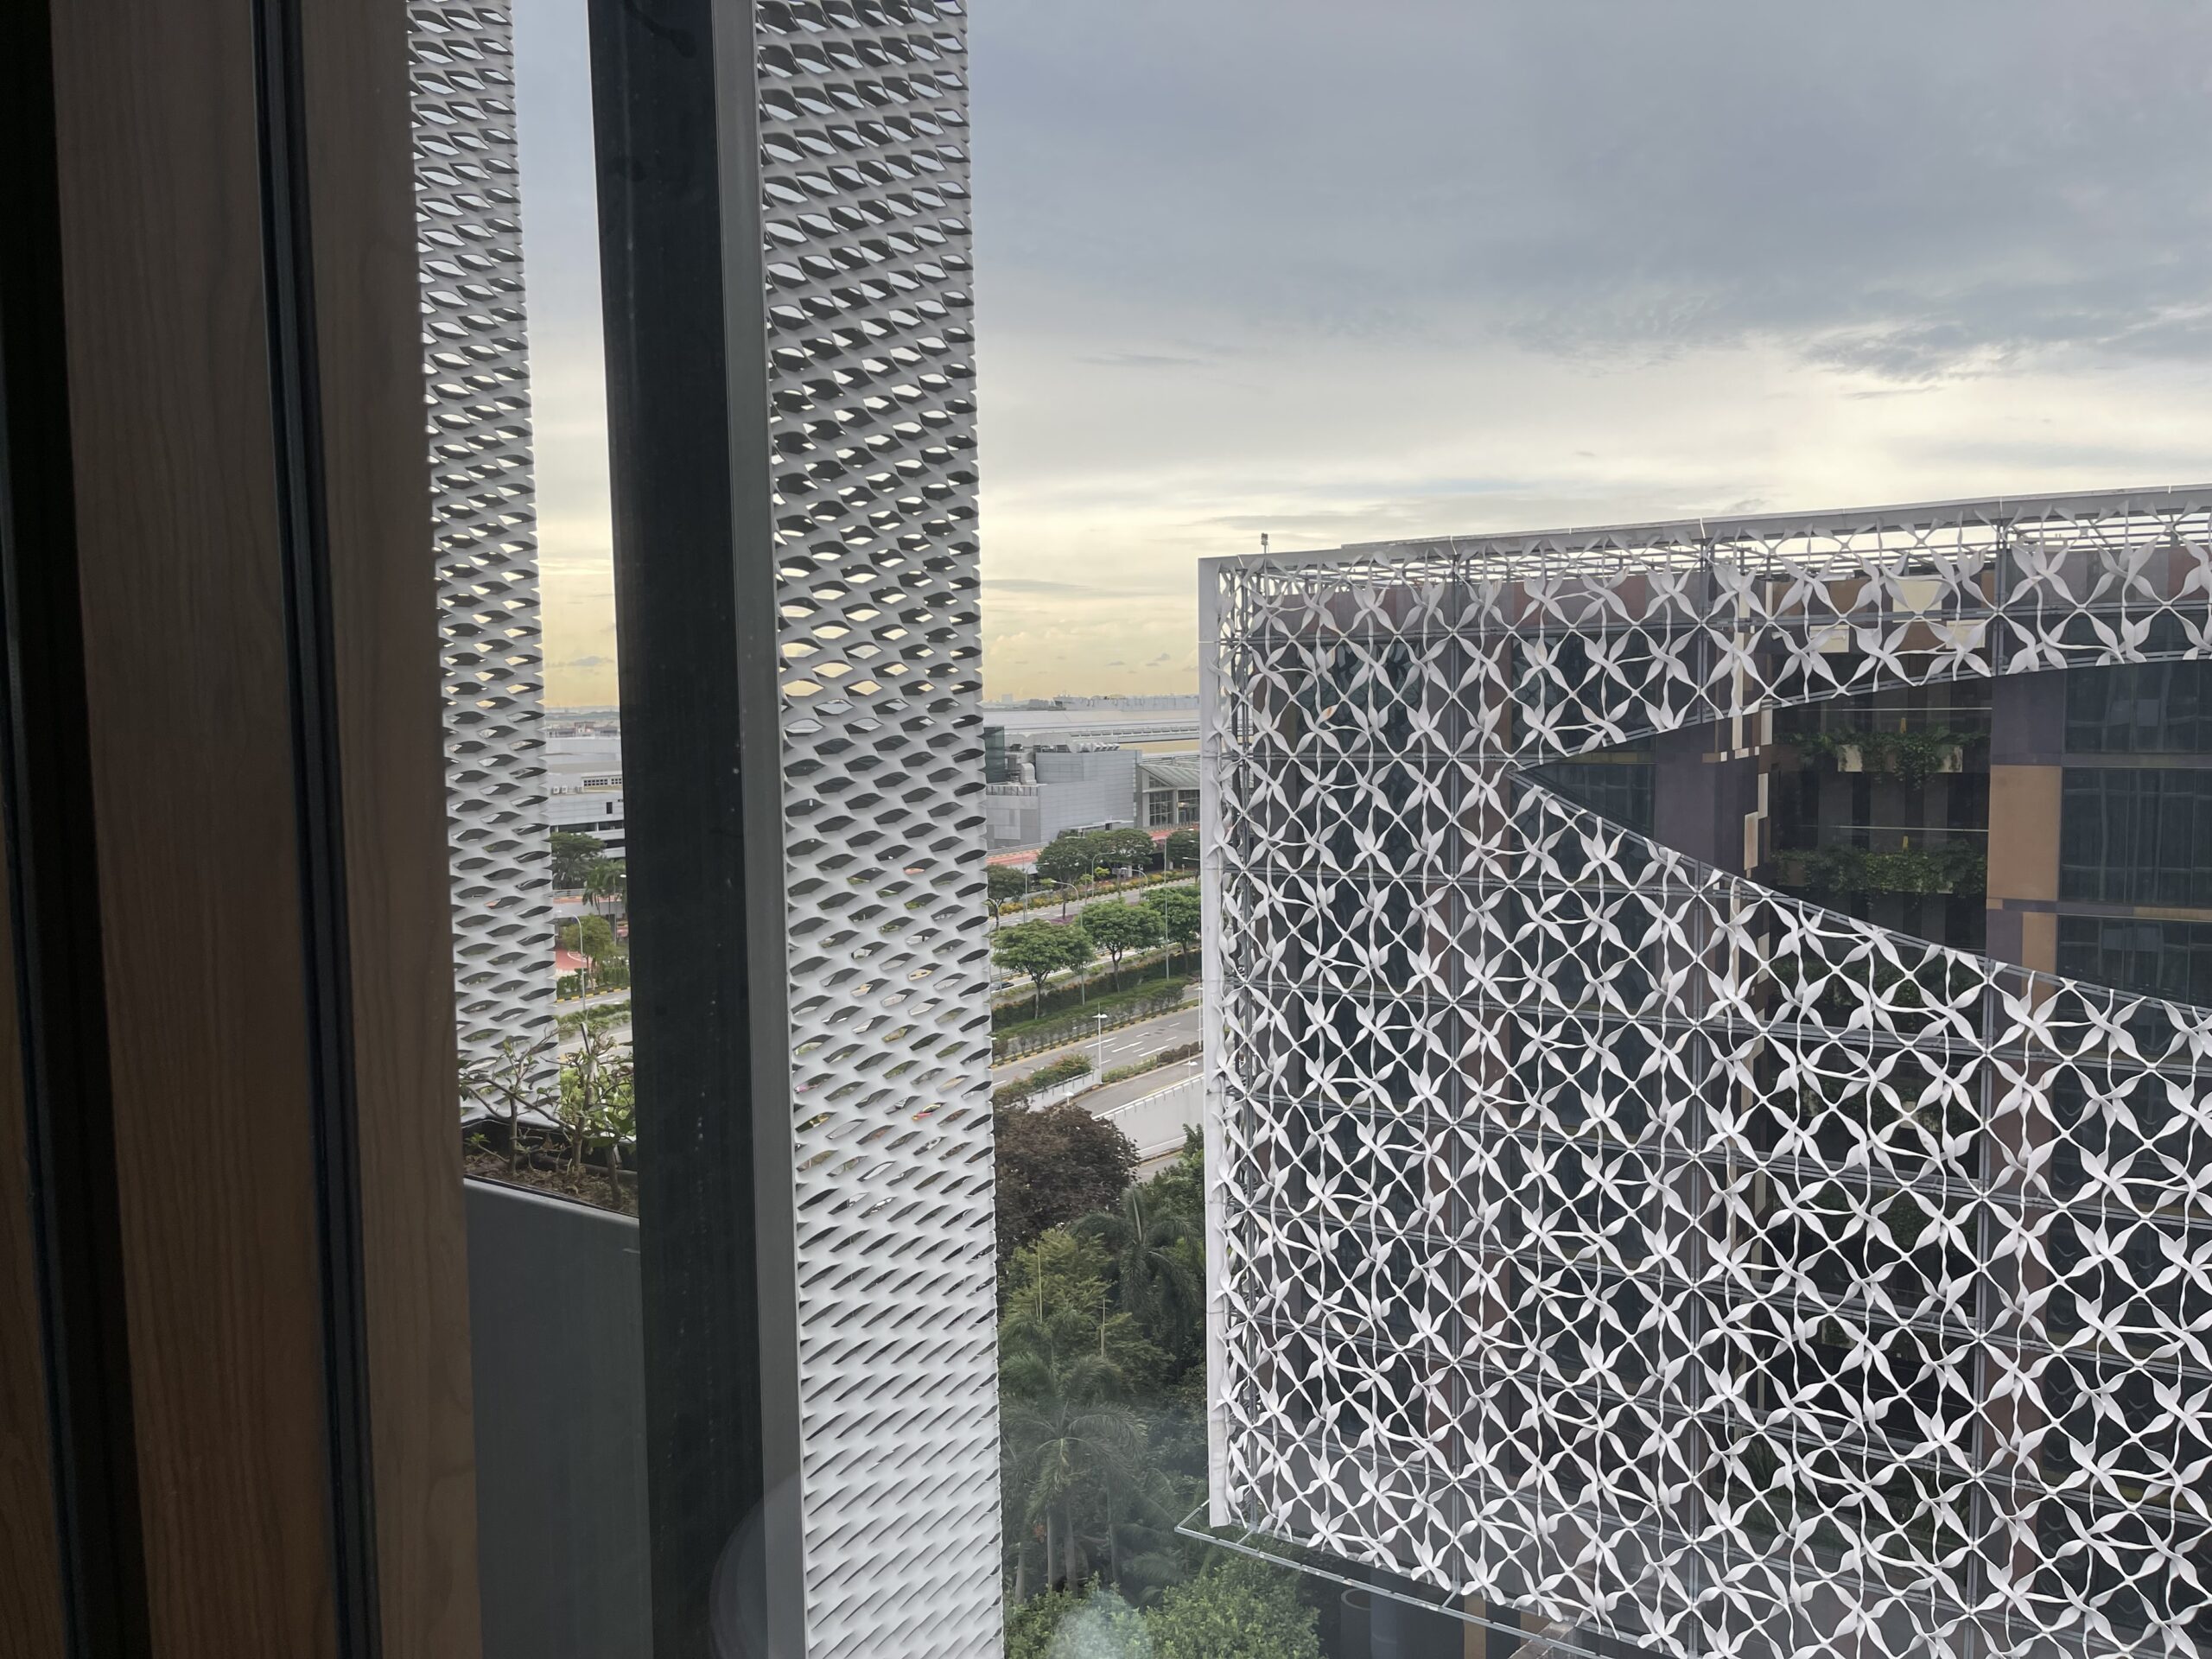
[2064,659,2212,755]
[2060,769,2212,909]
[2056,916,2212,1007]
[1522,759,1655,835]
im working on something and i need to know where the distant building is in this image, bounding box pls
[544,733,626,864]
[1136,752,1201,829]
[984,742,1137,849]
[982,738,1203,850]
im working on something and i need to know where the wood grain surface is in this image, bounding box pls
[51,0,338,1650]
[0,782,66,1659]
[303,0,485,1651]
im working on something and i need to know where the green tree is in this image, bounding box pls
[1093,826,1159,877]
[583,856,626,918]
[1128,1558,1319,1659]
[1034,831,1103,891]
[1001,1231,1164,1598]
[1006,1585,1130,1659]
[1138,1129,1205,1238]
[993,918,1094,1015]
[557,1019,635,1176]
[1145,887,1200,976]
[1162,827,1199,870]
[995,1103,1136,1264]
[1077,1186,1200,1369]
[988,865,1033,922]
[556,912,623,995]
[1081,899,1160,989]
[550,830,604,889]
[461,1031,555,1176]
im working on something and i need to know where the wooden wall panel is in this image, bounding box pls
[48,0,339,1652]
[0,803,65,1659]
[1987,764,2063,906]
[303,1,484,1652]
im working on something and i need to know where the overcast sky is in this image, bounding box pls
[522,1,2212,706]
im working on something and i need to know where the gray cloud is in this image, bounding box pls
[1075,351,1207,370]
[978,2,2212,383]
[982,576,1108,594]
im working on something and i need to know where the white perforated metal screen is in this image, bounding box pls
[1205,489,2212,1659]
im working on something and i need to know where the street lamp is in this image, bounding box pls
[1095,1012,1108,1080]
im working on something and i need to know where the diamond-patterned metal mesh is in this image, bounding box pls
[1204,490,2212,1659]
[754,3,997,1651]
[410,3,553,1084]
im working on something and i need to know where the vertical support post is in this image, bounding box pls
[588,2,803,1652]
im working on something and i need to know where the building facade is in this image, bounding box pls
[410,3,554,1078]
[1202,489,2212,1659]
[1138,751,1202,829]
[750,3,1000,1649]
[984,742,1139,849]
[543,733,626,863]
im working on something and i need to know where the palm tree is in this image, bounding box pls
[1000,1319,1147,1595]
[583,857,625,922]
[1077,1188,1199,1361]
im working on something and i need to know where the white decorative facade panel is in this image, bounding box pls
[1203,489,2212,1659]
[410,3,553,1081]
[755,3,998,1653]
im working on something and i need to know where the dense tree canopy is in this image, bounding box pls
[1033,831,1104,888]
[992,918,1095,1014]
[583,857,626,915]
[1077,1186,1200,1372]
[551,830,605,889]
[1093,826,1160,875]
[557,912,620,966]
[1162,827,1199,869]
[988,865,1033,905]
[995,1103,1137,1264]
[1146,887,1202,971]
[1080,899,1160,988]
[1122,1558,1320,1659]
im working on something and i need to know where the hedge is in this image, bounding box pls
[556,957,632,1001]
[1096,1040,1199,1088]
[993,976,1197,1061]
[993,870,1195,920]
[992,1052,1091,1109]
[556,1001,631,1039]
[992,950,1188,1027]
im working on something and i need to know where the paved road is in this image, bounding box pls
[992,1001,1198,1084]
[1089,1059,1200,1165]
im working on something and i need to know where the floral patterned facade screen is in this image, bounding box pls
[1202,488,2212,1658]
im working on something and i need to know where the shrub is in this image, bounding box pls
[1130,1557,1319,1659]
[991,1052,1093,1109]
[993,977,1198,1058]
[556,1000,631,1039]
[1797,727,1984,791]
[1795,841,1986,897]
[556,957,632,1001]
[1099,1040,1199,1087]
